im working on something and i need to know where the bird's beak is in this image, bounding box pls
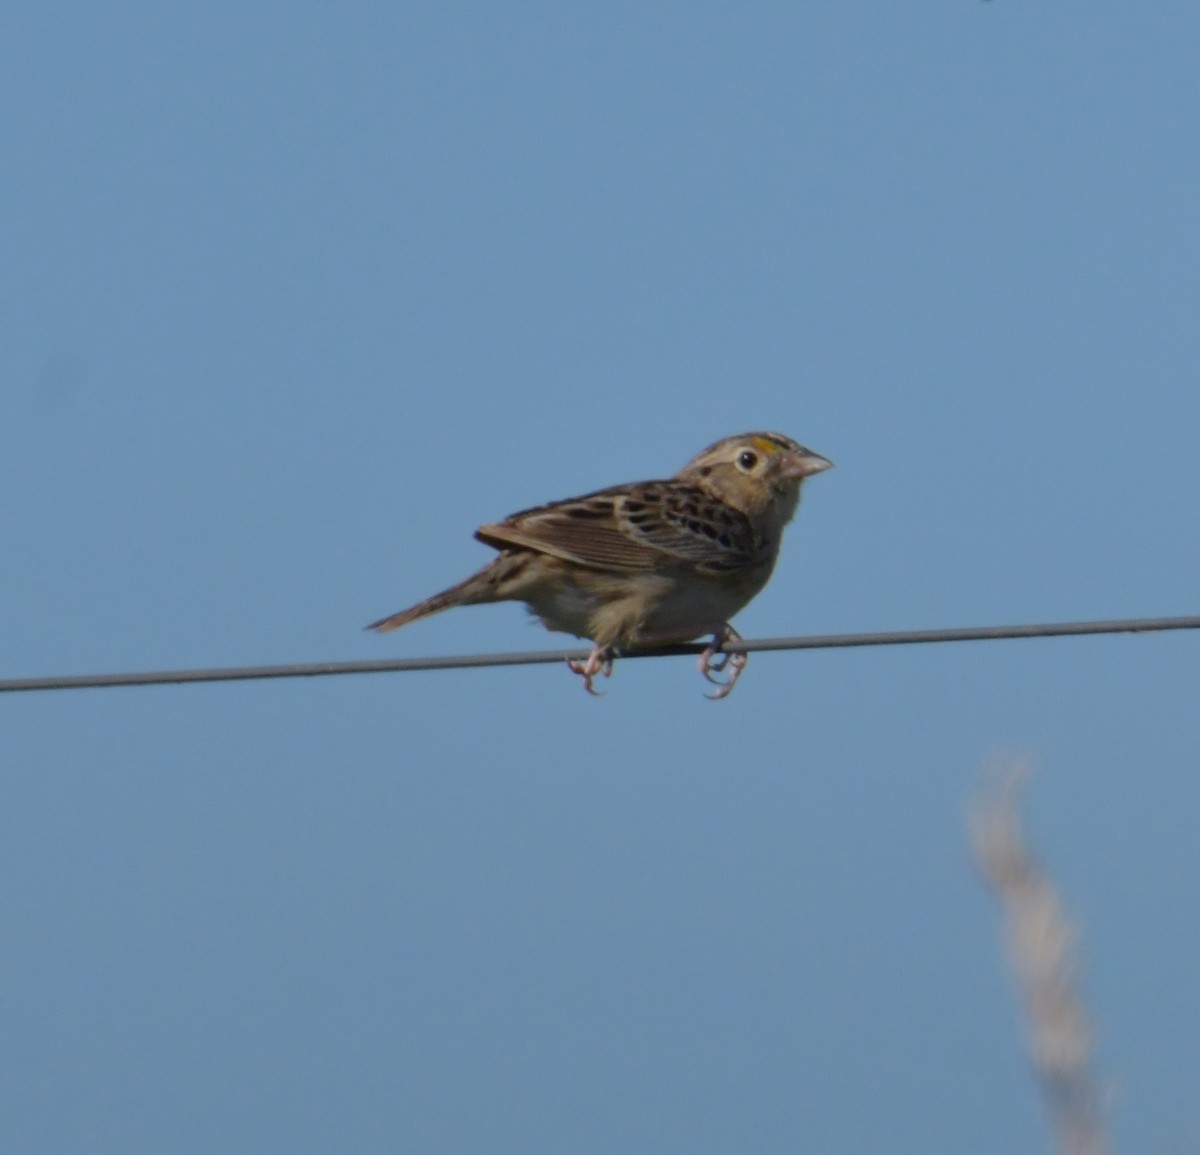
[780,450,834,480]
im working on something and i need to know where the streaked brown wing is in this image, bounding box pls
[474,482,756,574]
[623,483,756,572]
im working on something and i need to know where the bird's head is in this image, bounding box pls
[675,432,833,522]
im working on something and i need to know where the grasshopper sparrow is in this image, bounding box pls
[368,432,832,698]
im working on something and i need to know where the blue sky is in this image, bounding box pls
[3,4,1198,1151]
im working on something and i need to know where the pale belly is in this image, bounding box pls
[520,562,774,647]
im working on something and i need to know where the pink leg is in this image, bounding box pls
[566,645,614,695]
[697,624,747,700]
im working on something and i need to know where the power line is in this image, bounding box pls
[1,614,1197,695]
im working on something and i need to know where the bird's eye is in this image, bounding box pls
[736,449,759,472]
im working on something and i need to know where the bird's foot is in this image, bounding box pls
[567,646,614,696]
[698,625,747,700]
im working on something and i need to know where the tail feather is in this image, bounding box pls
[366,560,510,633]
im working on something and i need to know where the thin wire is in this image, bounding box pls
[1,614,1197,695]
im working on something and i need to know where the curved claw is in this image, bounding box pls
[567,648,614,696]
[703,651,747,699]
[697,626,747,700]
[704,649,732,675]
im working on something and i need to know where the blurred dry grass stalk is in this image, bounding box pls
[971,759,1109,1155]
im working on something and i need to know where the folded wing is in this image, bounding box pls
[474,482,756,575]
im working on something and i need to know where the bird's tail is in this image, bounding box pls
[365,558,513,633]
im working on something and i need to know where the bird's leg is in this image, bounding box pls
[566,645,614,696]
[698,624,747,700]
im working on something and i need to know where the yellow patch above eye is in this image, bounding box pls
[751,436,783,455]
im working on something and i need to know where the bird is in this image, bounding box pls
[367,431,832,698]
